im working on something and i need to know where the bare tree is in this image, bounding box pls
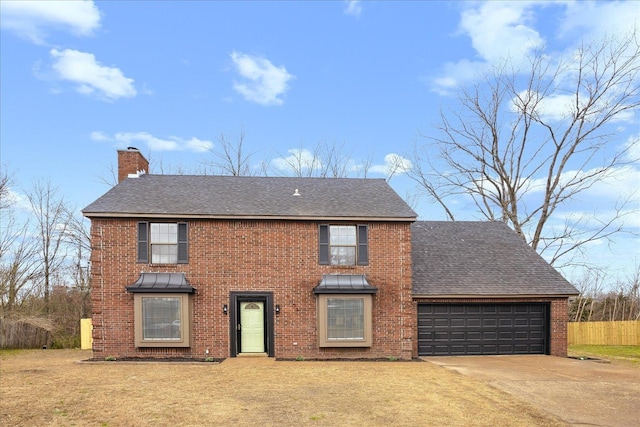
[26,180,72,312]
[202,129,258,176]
[274,140,369,178]
[275,144,324,177]
[409,31,640,267]
[0,221,41,314]
[65,214,92,319]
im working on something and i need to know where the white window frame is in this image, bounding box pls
[329,225,357,266]
[150,223,179,264]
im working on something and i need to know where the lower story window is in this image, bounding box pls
[318,294,372,347]
[134,293,191,347]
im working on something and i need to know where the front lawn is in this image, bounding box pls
[0,349,564,426]
[568,345,640,365]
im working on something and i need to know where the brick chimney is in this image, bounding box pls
[117,147,149,183]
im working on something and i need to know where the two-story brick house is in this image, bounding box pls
[83,148,417,360]
[83,148,578,360]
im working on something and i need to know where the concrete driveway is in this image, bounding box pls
[425,355,640,427]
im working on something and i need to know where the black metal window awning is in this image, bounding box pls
[126,272,195,293]
[313,274,378,294]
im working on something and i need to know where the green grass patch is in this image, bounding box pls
[569,345,640,364]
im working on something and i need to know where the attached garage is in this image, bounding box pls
[417,303,549,356]
[411,222,579,357]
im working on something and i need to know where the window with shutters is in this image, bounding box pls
[318,224,368,266]
[137,222,188,264]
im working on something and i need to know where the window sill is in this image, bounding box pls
[327,265,359,269]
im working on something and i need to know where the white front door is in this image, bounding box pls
[240,302,264,353]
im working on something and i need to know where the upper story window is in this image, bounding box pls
[137,222,188,264]
[319,224,368,266]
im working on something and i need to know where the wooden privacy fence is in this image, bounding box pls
[568,321,640,345]
[0,317,53,349]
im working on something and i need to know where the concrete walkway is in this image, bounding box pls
[425,355,640,427]
[221,355,277,366]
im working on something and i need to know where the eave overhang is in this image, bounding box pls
[82,212,417,222]
[411,293,578,299]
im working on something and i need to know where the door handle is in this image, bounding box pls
[237,324,242,331]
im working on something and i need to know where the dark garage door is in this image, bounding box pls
[418,303,549,356]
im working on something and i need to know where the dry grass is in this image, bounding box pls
[0,349,564,427]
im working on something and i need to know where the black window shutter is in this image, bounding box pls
[137,222,148,263]
[357,224,368,265]
[177,222,188,264]
[319,224,329,265]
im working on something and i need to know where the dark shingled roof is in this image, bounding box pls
[82,175,417,220]
[412,221,579,297]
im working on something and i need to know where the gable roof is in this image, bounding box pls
[411,221,579,297]
[82,175,417,221]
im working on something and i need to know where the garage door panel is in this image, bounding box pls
[530,318,544,327]
[467,331,481,340]
[418,303,549,356]
[499,331,513,340]
[483,319,497,327]
[434,331,449,341]
[483,331,498,340]
[514,331,529,340]
[451,318,465,327]
[483,306,498,314]
[466,318,481,327]
[433,305,449,314]
[450,331,466,341]
[434,318,449,327]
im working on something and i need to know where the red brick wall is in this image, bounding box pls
[89,218,414,360]
[413,297,571,357]
[117,149,149,182]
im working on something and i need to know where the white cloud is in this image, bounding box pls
[523,164,640,215]
[272,148,320,172]
[91,131,213,153]
[430,59,487,96]
[230,51,294,106]
[510,86,639,124]
[432,2,544,93]
[511,90,574,122]
[624,133,640,162]
[432,1,638,94]
[558,1,639,40]
[5,188,31,212]
[344,1,362,17]
[50,49,136,100]
[0,0,101,44]
[89,131,109,141]
[370,153,412,176]
[459,2,543,64]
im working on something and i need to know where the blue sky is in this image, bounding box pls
[1,1,638,286]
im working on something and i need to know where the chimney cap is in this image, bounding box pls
[127,146,139,151]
